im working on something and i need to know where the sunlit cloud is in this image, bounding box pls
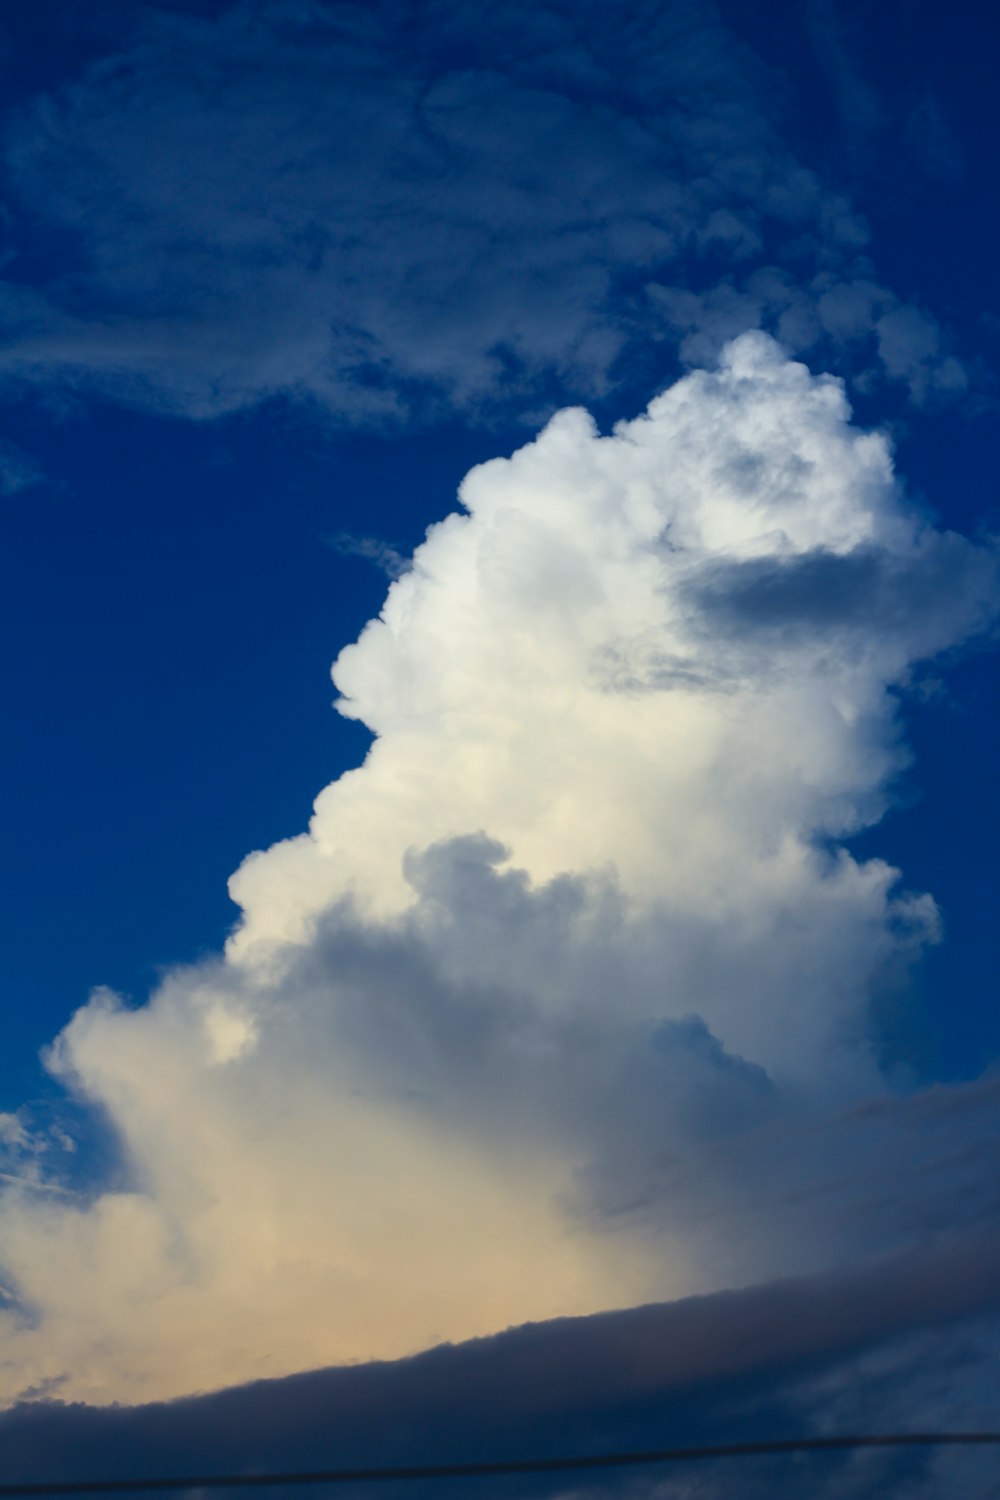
[1,335,995,1407]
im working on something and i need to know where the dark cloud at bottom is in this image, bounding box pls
[4,1231,1000,1500]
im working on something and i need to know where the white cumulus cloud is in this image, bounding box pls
[0,335,996,1408]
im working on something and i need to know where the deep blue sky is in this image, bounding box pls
[2,400,499,1096]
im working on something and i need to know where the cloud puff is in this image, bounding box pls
[0,336,996,1407]
[231,331,992,960]
[0,0,962,420]
[650,267,967,404]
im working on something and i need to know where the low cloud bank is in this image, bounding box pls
[4,1236,1000,1500]
[0,336,996,1406]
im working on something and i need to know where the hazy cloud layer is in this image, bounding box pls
[0,337,996,1407]
[4,1239,1000,1499]
[0,0,963,420]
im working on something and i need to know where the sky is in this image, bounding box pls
[1,0,1000,1495]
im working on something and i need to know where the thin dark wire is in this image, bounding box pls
[2,1434,1000,1496]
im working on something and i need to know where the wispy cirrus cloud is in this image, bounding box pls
[327,531,411,579]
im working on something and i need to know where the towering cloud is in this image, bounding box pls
[0,336,996,1407]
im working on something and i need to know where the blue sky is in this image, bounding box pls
[1,2,1000,1494]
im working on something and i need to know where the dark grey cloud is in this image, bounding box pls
[0,0,963,422]
[187,837,1000,1298]
[3,1235,1000,1500]
[686,534,1000,658]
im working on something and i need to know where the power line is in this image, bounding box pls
[3,1433,1000,1495]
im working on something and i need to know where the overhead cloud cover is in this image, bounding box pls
[0,0,965,421]
[1,334,997,1410]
